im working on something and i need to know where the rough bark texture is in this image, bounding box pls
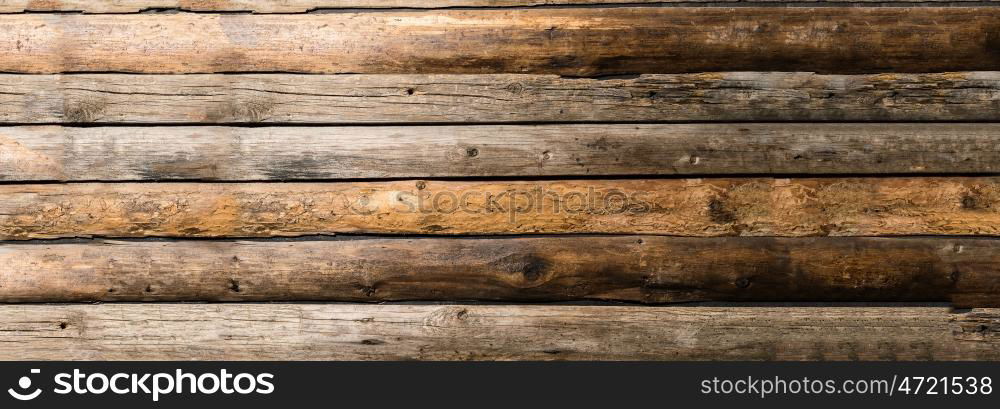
[1,178,1000,239]
[3,9,1000,74]
[0,1,993,13]
[1,304,997,360]
[4,73,1000,124]
[1,237,998,306]
[5,124,1000,181]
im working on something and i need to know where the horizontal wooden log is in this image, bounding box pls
[1,304,998,360]
[5,73,1000,123]
[0,1,721,14]
[2,178,1000,239]
[3,9,1000,74]
[0,1,992,13]
[5,124,1000,181]
[3,1,693,13]
[2,237,998,306]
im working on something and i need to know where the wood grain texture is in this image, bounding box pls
[0,1,993,13]
[5,124,1000,181]
[2,178,1000,239]
[2,237,998,306]
[0,1,721,13]
[3,8,1000,74]
[5,73,1000,124]
[1,304,998,360]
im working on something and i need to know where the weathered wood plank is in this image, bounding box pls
[2,237,997,306]
[1,304,997,360]
[5,73,1000,123]
[0,1,727,14]
[2,178,999,239]
[3,9,999,74]
[0,1,993,13]
[2,1,704,13]
[5,124,1000,181]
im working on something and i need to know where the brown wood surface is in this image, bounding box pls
[2,237,998,306]
[0,1,992,13]
[1,304,997,360]
[4,0,999,365]
[5,72,1000,123]
[3,8,1000,74]
[2,178,1000,239]
[0,1,716,13]
[5,124,1000,181]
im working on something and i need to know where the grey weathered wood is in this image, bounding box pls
[0,0,714,13]
[1,304,997,360]
[3,9,1000,75]
[0,1,992,13]
[4,73,1000,124]
[4,124,1000,181]
[1,237,998,306]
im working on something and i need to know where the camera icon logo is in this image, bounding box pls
[8,369,42,401]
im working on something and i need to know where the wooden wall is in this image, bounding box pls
[1,1,1000,360]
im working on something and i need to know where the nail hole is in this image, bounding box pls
[466,148,479,157]
[405,88,414,95]
[58,322,67,330]
[229,279,241,293]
